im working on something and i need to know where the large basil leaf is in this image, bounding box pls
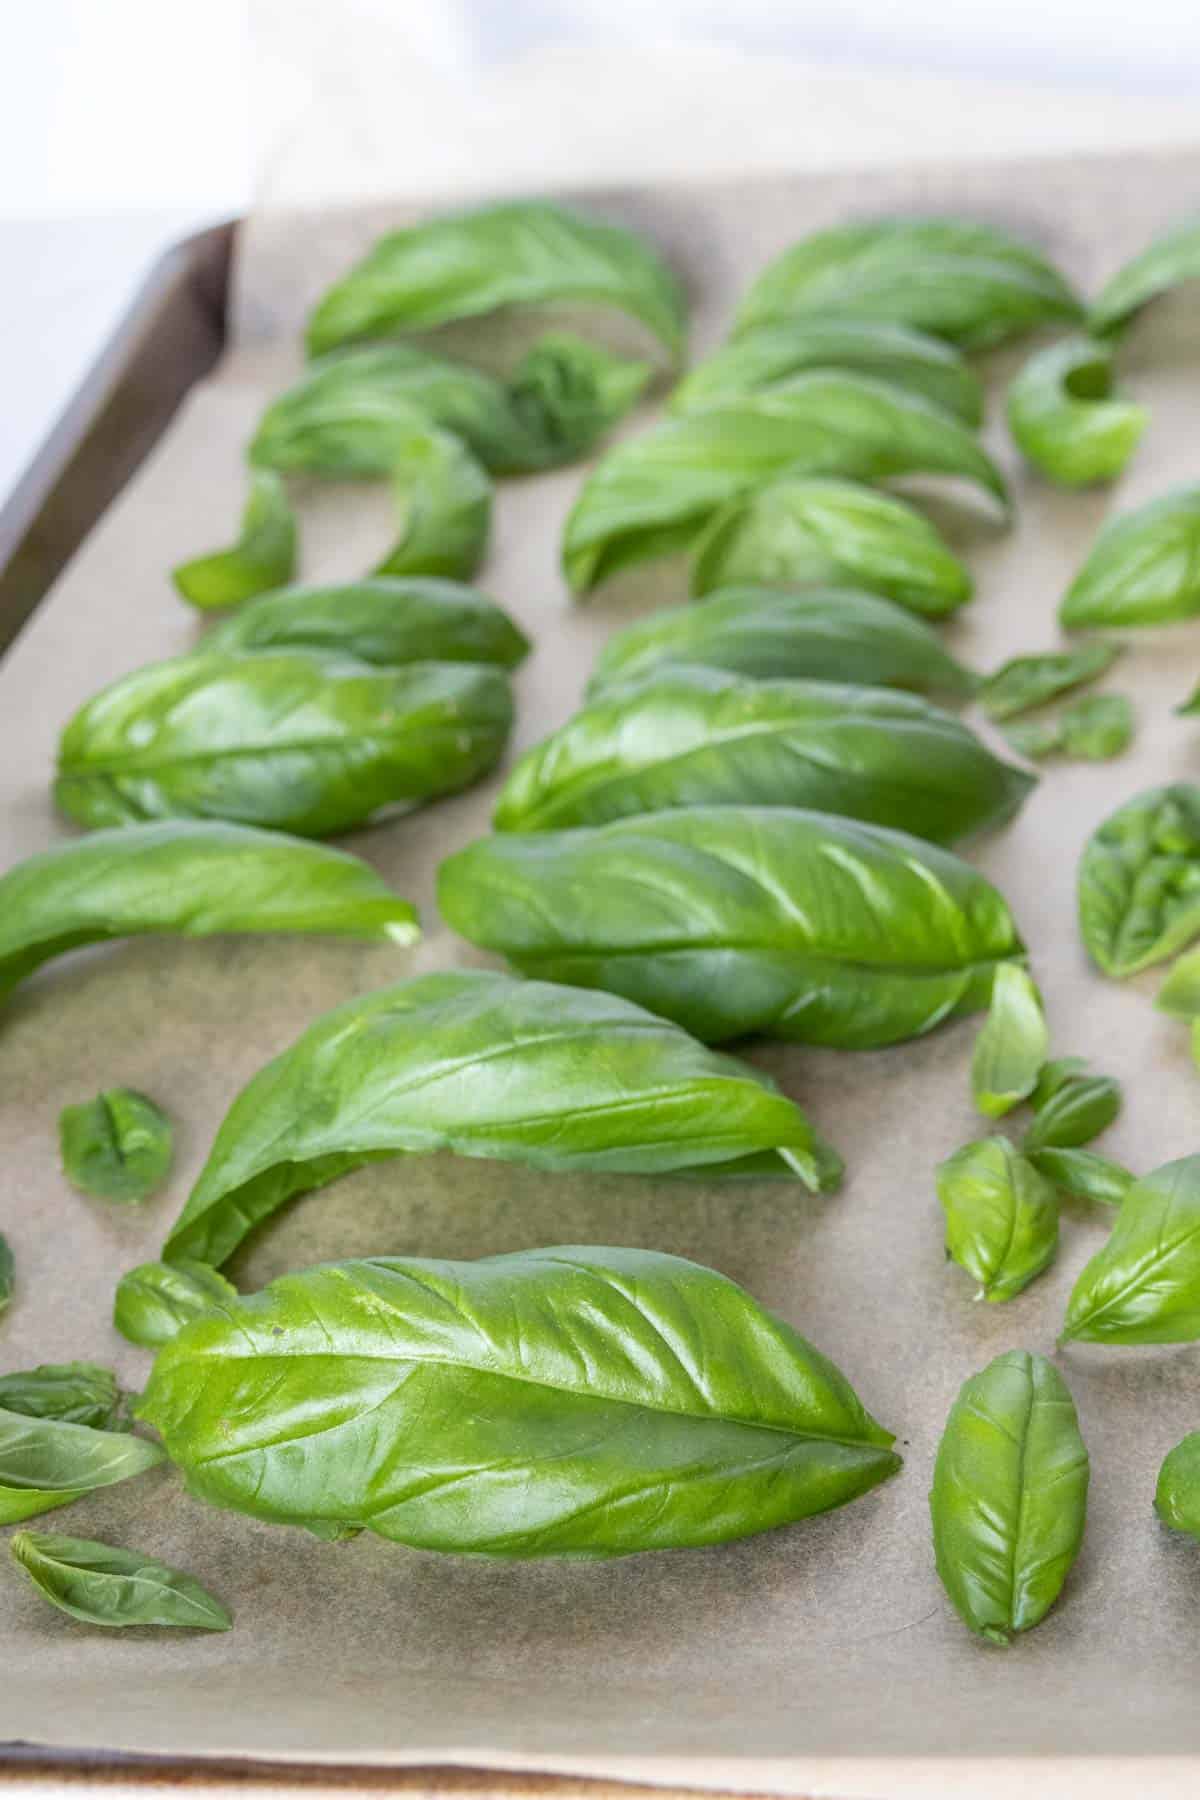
[0,1365,121,1431]
[930,1350,1089,1644]
[670,316,982,423]
[970,964,1047,1118]
[11,1531,231,1631]
[1028,1147,1133,1209]
[562,375,1010,594]
[59,1088,173,1205]
[1006,337,1146,487]
[139,1245,899,1556]
[373,424,492,581]
[114,1259,238,1349]
[162,971,835,1269]
[1089,218,1200,338]
[305,199,686,363]
[0,1234,12,1316]
[937,1138,1059,1303]
[171,472,297,611]
[689,476,973,616]
[0,1408,164,1526]
[438,807,1024,1048]
[1060,488,1200,629]
[1155,1433,1200,1541]
[1023,1067,1121,1154]
[1006,694,1133,763]
[734,218,1082,349]
[1077,784,1200,977]
[493,667,1034,845]
[204,577,529,669]
[0,820,419,1007]
[978,641,1118,721]
[1061,1154,1200,1344]
[55,651,513,838]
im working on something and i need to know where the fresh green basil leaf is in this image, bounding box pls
[493,667,1033,845]
[372,425,492,581]
[171,473,296,612]
[162,971,835,1269]
[0,1408,164,1526]
[11,1530,231,1631]
[1007,337,1147,487]
[139,1245,898,1556]
[439,807,1024,1049]
[1059,693,1134,760]
[970,964,1047,1118]
[1027,1146,1133,1209]
[1155,1433,1200,1540]
[1061,1153,1200,1344]
[0,1234,13,1316]
[1004,717,1061,761]
[59,1089,173,1205]
[114,1259,238,1350]
[1030,1056,1089,1107]
[563,375,1010,594]
[1157,945,1200,1017]
[734,217,1082,349]
[1089,217,1200,338]
[689,476,973,616]
[0,1365,121,1431]
[506,332,653,459]
[937,1138,1059,1302]
[55,650,513,838]
[1060,487,1200,629]
[1023,1071,1121,1153]
[0,820,419,1008]
[1077,783,1200,977]
[670,315,983,423]
[930,1350,1088,1644]
[979,641,1118,721]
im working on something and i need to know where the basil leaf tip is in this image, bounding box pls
[11,1530,231,1631]
[171,471,296,611]
[0,1408,165,1526]
[1089,217,1200,339]
[59,1088,173,1205]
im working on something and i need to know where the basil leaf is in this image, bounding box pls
[1057,693,1134,760]
[505,333,653,460]
[979,641,1118,720]
[1031,1056,1089,1106]
[171,472,296,611]
[1077,783,1200,977]
[0,1408,164,1526]
[1089,217,1200,338]
[139,1245,899,1556]
[204,577,529,669]
[373,425,492,581]
[930,1350,1089,1644]
[162,971,835,1270]
[1006,337,1147,487]
[59,1089,173,1205]
[563,375,1010,594]
[1023,1072,1121,1153]
[734,217,1082,349]
[114,1259,238,1349]
[970,964,1047,1118]
[1027,1147,1133,1209]
[937,1138,1059,1302]
[670,316,983,424]
[0,1365,121,1431]
[1157,945,1200,1017]
[1003,716,1062,762]
[1061,1154,1200,1344]
[0,820,419,1007]
[439,807,1024,1049]
[689,476,973,617]
[1060,487,1200,629]
[11,1530,231,1631]
[1155,1433,1200,1541]
[0,1234,13,1316]
[493,667,1033,845]
[55,650,513,838]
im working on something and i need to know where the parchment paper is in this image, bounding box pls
[4,147,1200,1799]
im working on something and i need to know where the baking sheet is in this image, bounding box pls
[4,147,1200,1798]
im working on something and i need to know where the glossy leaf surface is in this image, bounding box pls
[12,1531,231,1631]
[1062,1154,1200,1343]
[1007,337,1146,487]
[1060,488,1200,629]
[970,964,1047,1118]
[59,1089,173,1205]
[114,1259,238,1349]
[0,1408,164,1526]
[1023,1069,1121,1154]
[1077,784,1200,977]
[937,1137,1059,1302]
[0,1365,121,1431]
[1027,1147,1133,1208]
[171,472,297,611]
[1089,217,1200,337]
[373,424,492,580]
[978,641,1118,721]
[1155,1433,1200,1540]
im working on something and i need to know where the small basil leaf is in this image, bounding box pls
[1027,1147,1134,1208]
[493,667,1033,845]
[59,1089,173,1205]
[55,650,513,839]
[1006,337,1147,487]
[1004,717,1061,761]
[1023,1072,1121,1153]
[0,1365,121,1431]
[1077,783,1200,977]
[1157,946,1200,1017]
[11,1530,231,1631]
[931,1350,1089,1644]
[970,964,1048,1118]
[937,1137,1059,1302]
[0,1233,13,1316]
[1058,693,1134,760]
[1062,1153,1200,1344]
[114,1259,238,1349]
[139,1245,899,1556]
[506,333,653,459]
[1031,1057,1090,1107]
[0,1408,164,1526]
[171,472,297,611]
[1089,217,1200,338]
[162,971,834,1270]
[689,476,973,617]
[1060,487,1200,629]
[1155,1433,1200,1540]
[373,425,492,581]
[979,641,1118,721]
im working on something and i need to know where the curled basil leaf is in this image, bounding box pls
[1062,1154,1200,1344]
[505,332,652,460]
[55,650,512,838]
[162,971,835,1270]
[493,667,1033,845]
[373,424,492,581]
[0,1365,121,1431]
[439,807,1024,1049]
[979,641,1118,721]
[689,476,973,616]
[59,1089,172,1205]
[171,472,297,612]
[970,964,1047,1118]
[0,1234,12,1316]
[1060,487,1200,629]
[114,1259,238,1350]
[1155,1433,1200,1540]
[1077,784,1200,977]
[0,820,419,1008]
[1089,217,1200,338]
[11,1531,231,1631]
[1007,337,1146,487]
[139,1245,898,1556]
[1008,694,1134,763]
[1023,1069,1121,1154]
[734,217,1082,350]
[1027,1147,1133,1209]
[937,1137,1059,1303]
[931,1350,1088,1645]
[0,1408,164,1526]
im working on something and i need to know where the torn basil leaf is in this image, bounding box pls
[1062,1154,1200,1344]
[59,1088,173,1205]
[0,1365,122,1431]
[1089,217,1200,338]
[1023,1068,1121,1154]
[1155,1433,1200,1541]
[373,424,492,581]
[1027,1147,1133,1209]
[1006,337,1146,487]
[1060,487,1200,629]
[171,472,297,612]
[1077,784,1200,977]
[114,1259,238,1350]
[937,1137,1059,1303]
[970,964,1047,1118]
[0,1235,12,1317]
[11,1531,231,1631]
[0,1409,164,1526]
[978,641,1118,721]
